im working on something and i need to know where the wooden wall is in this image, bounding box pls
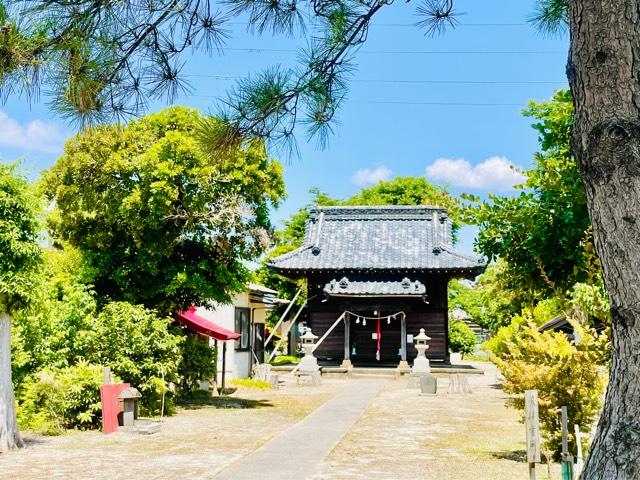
[305,272,450,364]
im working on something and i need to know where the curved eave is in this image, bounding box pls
[269,264,487,279]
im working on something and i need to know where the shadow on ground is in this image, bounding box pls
[491,449,527,462]
[177,391,273,410]
[22,437,48,447]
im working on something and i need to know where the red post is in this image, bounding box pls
[100,383,130,434]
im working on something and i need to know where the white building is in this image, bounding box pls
[195,284,285,380]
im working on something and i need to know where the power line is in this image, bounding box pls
[186,74,566,85]
[186,93,524,106]
[224,47,564,55]
[350,100,523,106]
[228,22,529,27]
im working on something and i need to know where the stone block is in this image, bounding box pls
[420,375,437,395]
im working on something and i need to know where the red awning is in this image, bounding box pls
[175,306,240,341]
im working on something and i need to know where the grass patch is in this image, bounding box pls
[231,378,272,390]
[270,355,300,366]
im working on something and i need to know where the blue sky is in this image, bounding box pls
[0,0,568,254]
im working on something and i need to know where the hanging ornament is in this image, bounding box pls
[387,316,391,325]
[376,317,381,361]
[356,317,360,324]
[363,318,367,326]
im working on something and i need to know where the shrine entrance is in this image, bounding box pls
[345,311,407,367]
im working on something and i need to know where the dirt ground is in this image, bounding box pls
[0,363,561,480]
[0,379,344,480]
[313,362,561,480]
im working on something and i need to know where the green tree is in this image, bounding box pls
[44,106,285,313]
[0,163,41,452]
[463,90,590,294]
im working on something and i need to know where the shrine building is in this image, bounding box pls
[268,205,486,367]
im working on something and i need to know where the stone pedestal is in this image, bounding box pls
[298,353,319,373]
[296,371,321,385]
[396,360,411,376]
[407,372,430,388]
[340,358,352,369]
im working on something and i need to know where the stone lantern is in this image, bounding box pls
[118,386,142,427]
[297,328,321,385]
[412,328,432,374]
[298,328,319,372]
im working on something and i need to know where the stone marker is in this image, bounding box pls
[420,375,437,395]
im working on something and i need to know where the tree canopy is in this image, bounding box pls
[44,106,285,313]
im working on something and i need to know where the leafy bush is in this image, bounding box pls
[18,363,107,435]
[12,250,96,396]
[492,319,607,458]
[177,331,216,395]
[76,302,182,413]
[483,316,526,358]
[448,321,476,356]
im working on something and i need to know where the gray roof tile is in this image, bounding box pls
[269,206,486,273]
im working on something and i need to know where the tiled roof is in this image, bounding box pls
[269,205,486,274]
[324,277,427,297]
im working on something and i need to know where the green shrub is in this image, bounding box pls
[270,355,300,366]
[492,319,607,458]
[448,321,476,356]
[177,331,216,395]
[18,363,107,435]
[483,316,526,358]
[76,302,182,414]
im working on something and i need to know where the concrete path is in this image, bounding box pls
[215,379,387,480]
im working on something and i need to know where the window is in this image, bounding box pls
[235,308,250,351]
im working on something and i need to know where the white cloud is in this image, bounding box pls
[0,111,66,153]
[425,156,526,191]
[351,166,392,186]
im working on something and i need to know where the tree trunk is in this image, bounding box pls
[567,1,640,478]
[0,312,23,453]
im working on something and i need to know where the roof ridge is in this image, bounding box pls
[438,244,485,263]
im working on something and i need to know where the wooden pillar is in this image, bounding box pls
[344,316,350,360]
[400,314,407,361]
[340,315,352,369]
